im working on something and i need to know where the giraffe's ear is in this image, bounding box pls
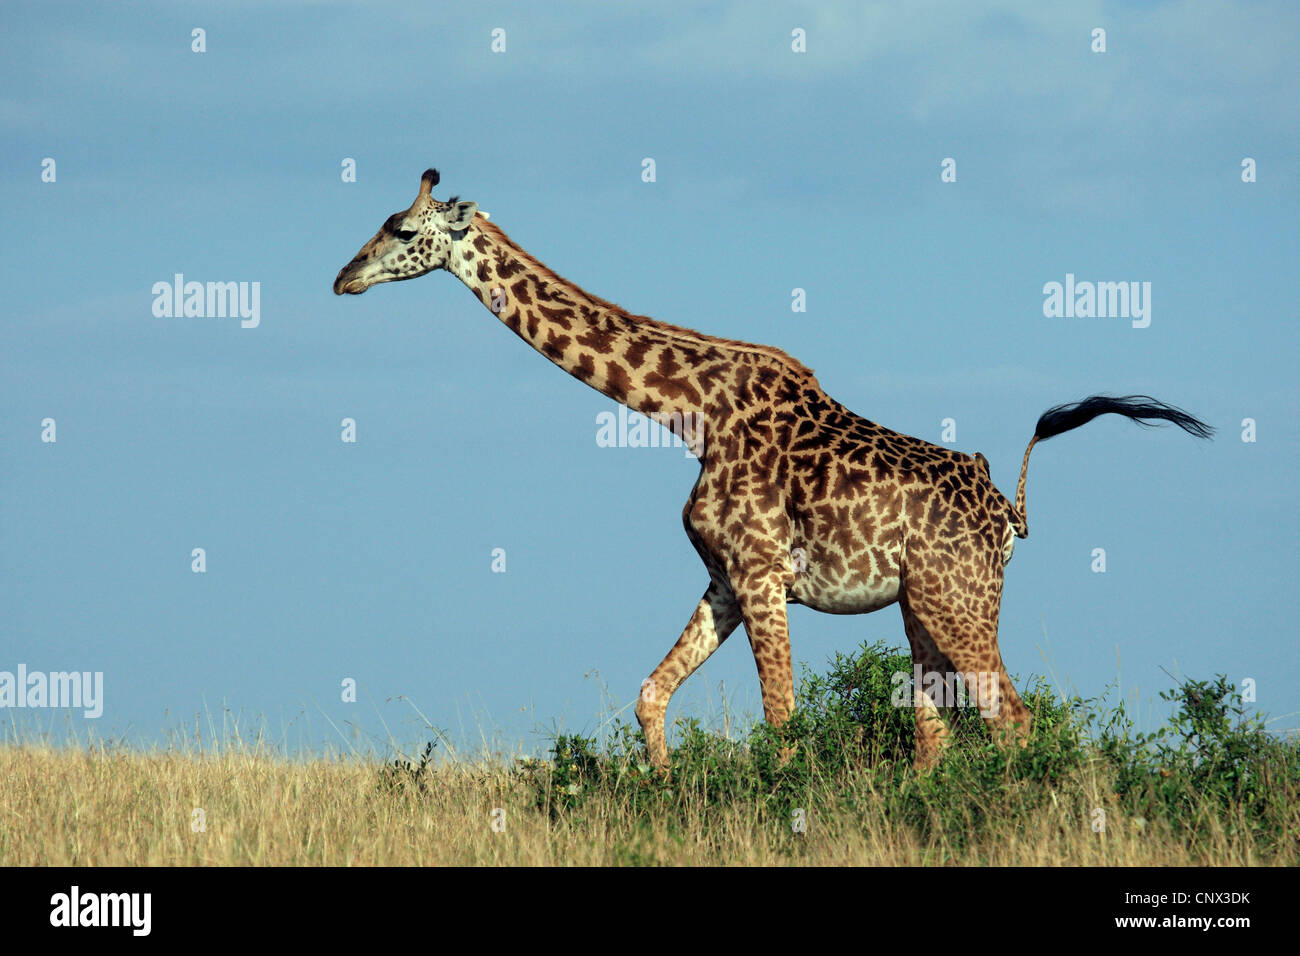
[443,201,478,231]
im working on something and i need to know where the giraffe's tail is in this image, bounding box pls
[1010,394,1213,539]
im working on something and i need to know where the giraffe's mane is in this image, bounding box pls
[474,217,817,381]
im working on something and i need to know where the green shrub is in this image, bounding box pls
[507,641,1299,860]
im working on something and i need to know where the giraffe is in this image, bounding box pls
[334,168,1213,769]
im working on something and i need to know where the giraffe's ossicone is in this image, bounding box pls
[335,169,1214,769]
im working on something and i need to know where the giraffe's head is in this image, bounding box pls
[333,168,478,295]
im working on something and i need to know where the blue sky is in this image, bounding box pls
[2,1,1297,758]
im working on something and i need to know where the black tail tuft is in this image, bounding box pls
[1034,395,1214,443]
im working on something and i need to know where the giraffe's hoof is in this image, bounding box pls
[642,747,671,774]
[772,744,798,769]
[912,745,945,772]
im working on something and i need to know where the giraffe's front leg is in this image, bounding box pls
[733,570,797,754]
[636,584,741,768]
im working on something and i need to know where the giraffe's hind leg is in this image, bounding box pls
[899,544,1031,768]
[636,583,741,768]
[900,603,958,768]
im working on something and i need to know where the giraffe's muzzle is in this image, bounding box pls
[333,265,369,295]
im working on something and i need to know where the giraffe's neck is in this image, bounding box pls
[445,217,815,440]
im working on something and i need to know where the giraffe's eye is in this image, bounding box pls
[394,229,418,242]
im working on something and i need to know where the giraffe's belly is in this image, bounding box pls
[787,551,902,615]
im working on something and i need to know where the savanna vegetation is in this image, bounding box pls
[2,642,1295,865]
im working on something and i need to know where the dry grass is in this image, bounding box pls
[4,646,1292,866]
[0,741,1286,866]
